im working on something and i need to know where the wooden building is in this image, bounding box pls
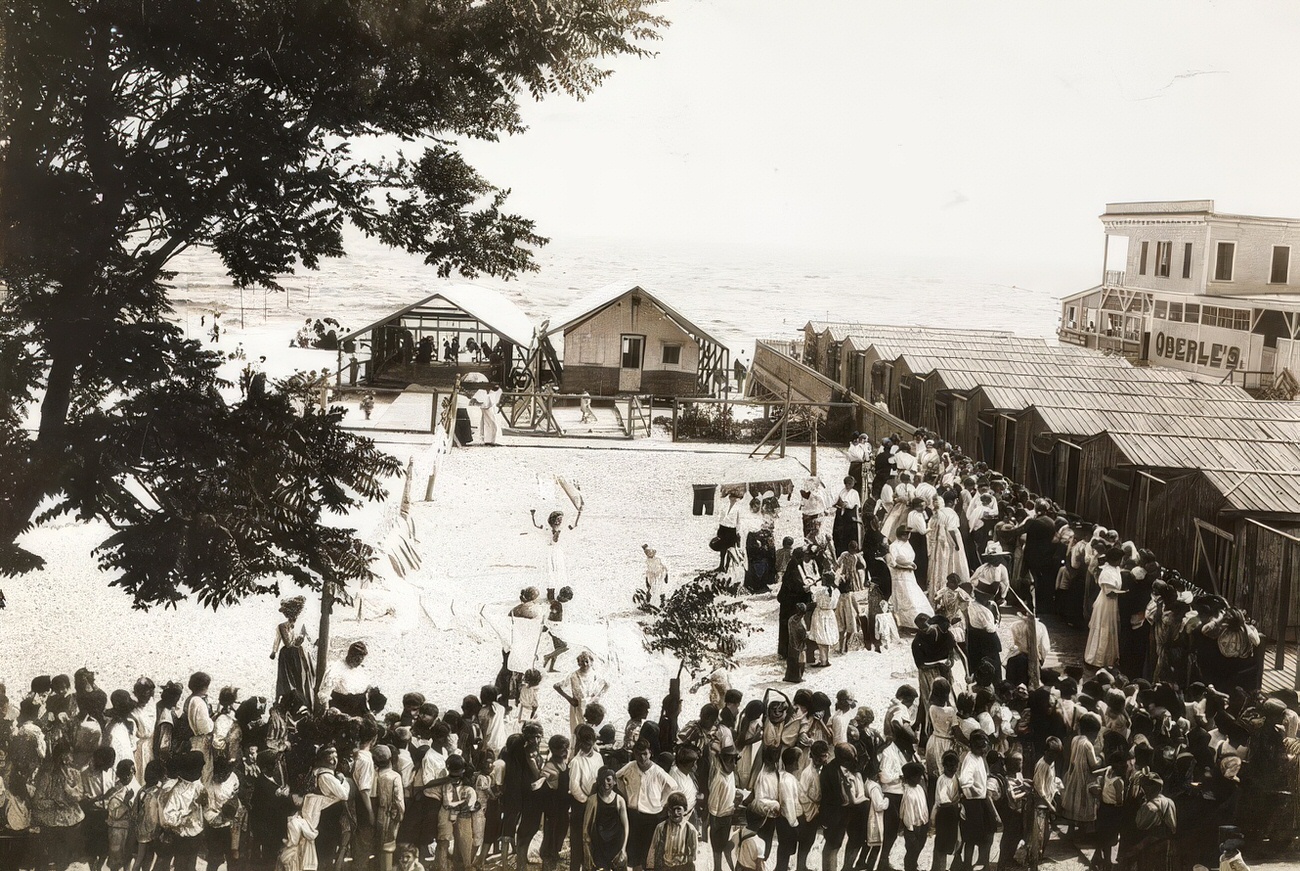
[1074,427,1300,645]
[547,284,730,397]
[336,285,553,389]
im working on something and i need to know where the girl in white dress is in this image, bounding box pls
[887,529,934,630]
[809,575,841,666]
[531,509,575,588]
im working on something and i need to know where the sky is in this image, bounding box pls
[428,0,1300,290]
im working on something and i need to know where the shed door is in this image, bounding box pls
[619,334,644,391]
[1193,519,1234,595]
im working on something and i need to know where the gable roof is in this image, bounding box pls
[340,284,536,347]
[546,283,728,350]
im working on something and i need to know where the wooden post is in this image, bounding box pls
[315,583,333,699]
[672,399,679,442]
[429,390,440,434]
[1027,605,1042,691]
[810,415,818,476]
[779,381,792,459]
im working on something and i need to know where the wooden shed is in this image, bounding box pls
[548,284,730,397]
[1075,427,1300,645]
[335,284,553,390]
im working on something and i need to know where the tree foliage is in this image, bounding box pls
[0,0,664,604]
[635,569,757,680]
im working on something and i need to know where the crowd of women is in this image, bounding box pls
[715,427,1300,868]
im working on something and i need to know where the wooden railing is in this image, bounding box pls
[1104,270,1126,286]
[750,340,916,444]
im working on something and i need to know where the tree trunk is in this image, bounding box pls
[316,583,333,707]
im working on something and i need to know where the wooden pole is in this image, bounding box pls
[672,399,679,442]
[779,381,791,459]
[315,583,333,701]
[810,415,818,476]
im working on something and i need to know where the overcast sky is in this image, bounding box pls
[440,0,1300,287]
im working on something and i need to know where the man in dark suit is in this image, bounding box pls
[1011,500,1060,614]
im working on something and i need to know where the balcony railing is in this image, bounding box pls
[1104,270,1125,286]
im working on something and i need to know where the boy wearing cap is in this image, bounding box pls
[372,745,405,871]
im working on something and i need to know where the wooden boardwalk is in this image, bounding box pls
[1262,642,1299,693]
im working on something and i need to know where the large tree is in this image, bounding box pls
[0,0,664,606]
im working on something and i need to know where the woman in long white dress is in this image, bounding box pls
[926,492,969,597]
[887,528,934,630]
[1084,547,1124,667]
[474,384,504,446]
[880,472,915,542]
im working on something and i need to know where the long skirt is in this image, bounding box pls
[848,461,865,497]
[966,627,1002,684]
[832,508,861,556]
[933,805,960,855]
[888,568,933,631]
[927,530,969,597]
[910,534,929,595]
[1084,593,1119,668]
[959,796,997,844]
[277,646,316,708]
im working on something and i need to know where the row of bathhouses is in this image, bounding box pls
[333,282,732,399]
[752,319,1300,675]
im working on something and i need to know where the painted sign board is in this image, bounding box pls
[1149,318,1253,374]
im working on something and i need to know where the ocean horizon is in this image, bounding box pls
[168,225,1079,353]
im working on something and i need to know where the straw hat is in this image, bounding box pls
[982,541,1009,558]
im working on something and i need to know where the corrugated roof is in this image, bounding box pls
[806,322,1016,342]
[1100,429,1300,475]
[341,284,536,347]
[1200,469,1300,514]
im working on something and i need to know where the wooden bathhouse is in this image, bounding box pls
[335,285,556,390]
[546,284,730,397]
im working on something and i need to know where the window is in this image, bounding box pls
[1167,302,1183,322]
[1182,242,1193,279]
[1202,307,1251,330]
[1271,246,1290,284]
[661,344,681,365]
[1065,305,1078,330]
[1183,304,1200,324]
[1139,241,1149,275]
[621,335,643,368]
[1214,242,1235,281]
[1155,241,1172,277]
[1153,300,1167,319]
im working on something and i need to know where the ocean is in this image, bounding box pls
[167,224,1071,354]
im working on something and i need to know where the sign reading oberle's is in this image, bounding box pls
[1153,320,1243,371]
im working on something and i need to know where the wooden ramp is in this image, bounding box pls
[540,404,628,438]
[370,390,436,433]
